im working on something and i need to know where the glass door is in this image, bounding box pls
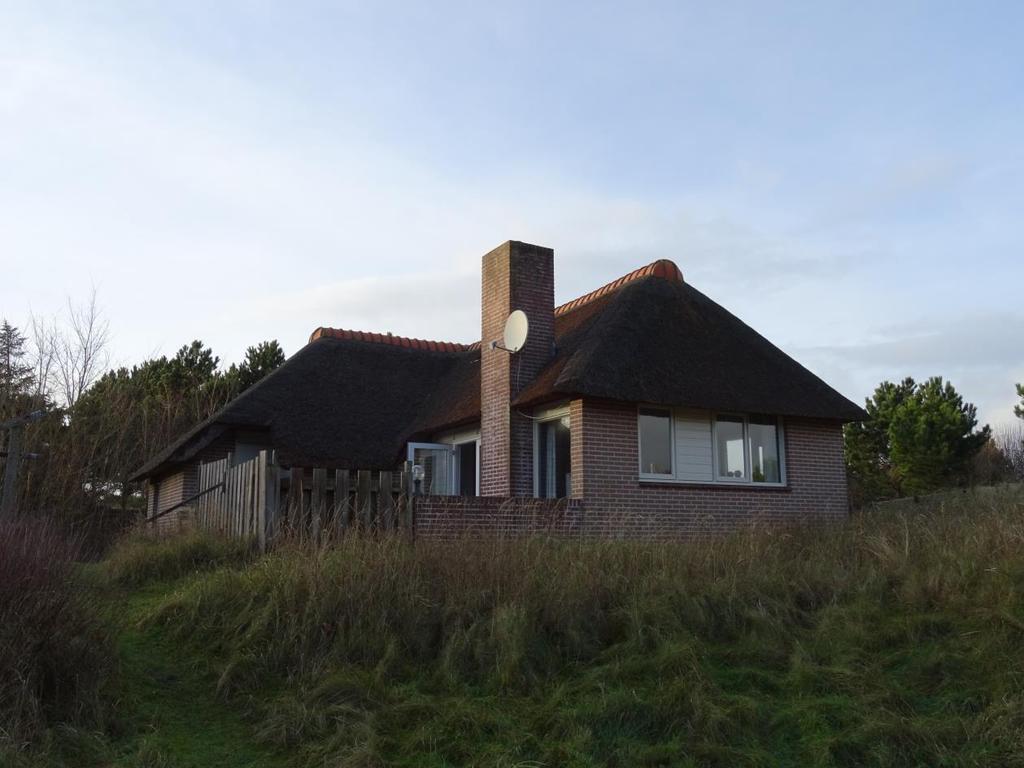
[407,443,456,496]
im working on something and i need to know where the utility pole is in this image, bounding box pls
[0,410,45,519]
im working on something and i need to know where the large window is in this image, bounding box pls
[536,414,572,498]
[637,408,784,486]
[639,408,673,477]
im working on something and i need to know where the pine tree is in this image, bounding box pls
[237,340,285,393]
[0,319,34,416]
[845,376,989,500]
[1015,383,1023,420]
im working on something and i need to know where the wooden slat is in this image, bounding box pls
[290,467,304,533]
[311,468,327,541]
[357,470,372,530]
[334,469,350,533]
[399,461,412,533]
[378,471,395,530]
[260,451,278,551]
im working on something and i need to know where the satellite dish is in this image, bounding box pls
[502,310,529,354]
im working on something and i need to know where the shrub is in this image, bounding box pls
[103,528,258,586]
[0,517,114,753]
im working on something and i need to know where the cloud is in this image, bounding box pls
[796,311,1024,428]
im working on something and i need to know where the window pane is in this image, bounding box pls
[639,408,672,475]
[716,416,746,479]
[749,416,781,483]
[538,416,571,498]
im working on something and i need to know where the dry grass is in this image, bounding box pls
[102,526,258,586]
[0,517,114,758]
[125,486,1024,766]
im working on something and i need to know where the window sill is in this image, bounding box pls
[638,479,791,492]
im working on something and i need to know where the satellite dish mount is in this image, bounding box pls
[491,310,529,354]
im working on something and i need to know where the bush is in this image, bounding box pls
[141,488,1024,766]
[0,517,114,753]
[103,528,258,586]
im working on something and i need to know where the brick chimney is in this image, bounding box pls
[479,241,555,497]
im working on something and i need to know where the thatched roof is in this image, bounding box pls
[131,336,473,479]
[515,275,866,421]
[134,259,862,480]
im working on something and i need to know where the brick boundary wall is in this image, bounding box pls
[571,399,850,537]
[413,496,585,539]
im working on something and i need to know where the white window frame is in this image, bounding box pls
[636,407,787,487]
[637,405,676,481]
[533,403,571,499]
[406,442,458,496]
[433,426,481,497]
[712,413,751,484]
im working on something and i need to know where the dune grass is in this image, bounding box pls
[125,487,1024,767]
[102,527,258,586]
[0,518,115,765]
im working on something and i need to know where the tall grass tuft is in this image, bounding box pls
[0,517,114,755]
[103,527,258,586]
[142,488,1024,766]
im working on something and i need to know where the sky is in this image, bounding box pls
[1,1,1022,427]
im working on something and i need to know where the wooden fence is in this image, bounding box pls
[193,450,412,549]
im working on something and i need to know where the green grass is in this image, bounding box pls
[108,583,285,768]
[10,488,1024,766]
[124,487,1024,767]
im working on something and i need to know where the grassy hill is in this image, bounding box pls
[4,487,1024,767]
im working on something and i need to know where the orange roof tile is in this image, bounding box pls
[308,327,474,353]
[555,259,683,316]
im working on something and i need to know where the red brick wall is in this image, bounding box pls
[480,241,555,497]
[572,398,850,536]
[147,433,235,532]
[414,496,584,539]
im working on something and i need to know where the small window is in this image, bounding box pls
[715,416,746,481]
[748,415,781,483]
[537,415,572,498]
[639,408,673,476]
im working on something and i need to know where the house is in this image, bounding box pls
[132,240,865,537]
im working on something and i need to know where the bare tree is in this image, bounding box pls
[28,312,57,404]
[995,423,1024,481]
[52,288,110,408]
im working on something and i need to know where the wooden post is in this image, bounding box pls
[357,470,372,530]
[311,468,327,542]
[400,461,413,534]
[290,467,304,535]
[222,453,233,535]
[257,450,278,552]
[0,425,23,519]
[378,471,394,530]
[334,469,350,533]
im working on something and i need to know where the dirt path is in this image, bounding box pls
[108,586,286,768]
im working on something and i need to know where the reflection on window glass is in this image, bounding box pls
[749,415,781,483]
[639,408,672,475]
[716,416,746,479]
[537,416,571,498]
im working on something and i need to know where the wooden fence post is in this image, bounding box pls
[311,468,327,542]
[289,467,304,535]
[222,453,233,535]
[0,425,23,520]
[400,461,413,535]
[257,450,278,552]
[378,471,394,530]
[334,469,350,533]
[357,470,372,530]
